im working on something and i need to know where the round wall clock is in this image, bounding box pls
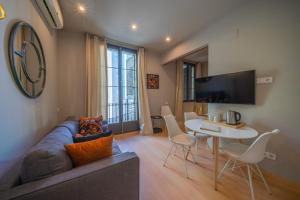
[8,21,46,98]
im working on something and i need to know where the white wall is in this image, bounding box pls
[57,31,86,121]
[163,0,300,183]
[0,0,58,160]
[146,51,176,115]
[56,35,177,120]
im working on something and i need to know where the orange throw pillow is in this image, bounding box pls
[65,135,113,167]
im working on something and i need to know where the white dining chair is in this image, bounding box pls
[161,105,173,135]
[163,114,196,178]
[218,129,280,200]
[161,105,173,117]
[184,112,211,153]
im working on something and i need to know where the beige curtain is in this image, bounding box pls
[175,59,184,126]
[138,48,153,135]
[85,33,107,119]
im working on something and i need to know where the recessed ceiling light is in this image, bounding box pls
[166,36,171,42]
[131,24,137,31]
[78,4,86,13]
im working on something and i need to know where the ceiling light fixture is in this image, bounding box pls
[165,36,171,42]
[77,4,86,13]
[131,24,137,31]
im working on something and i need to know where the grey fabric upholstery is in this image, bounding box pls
[20,127,73,183]
[0,118,139,200]
[58,119,108,135]
[56,120,79,136]
[5,152,139,200]
[112,141,122,155]
[0,160,22,192]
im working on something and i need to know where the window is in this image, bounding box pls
[107,44,139,133]
[183,63,196,101]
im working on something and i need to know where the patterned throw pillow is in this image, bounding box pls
[79,116,103,136]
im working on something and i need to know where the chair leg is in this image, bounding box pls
[247,164,256,200]
[196,139,199,154]
[191,149,197,163]
[182,146,189,178]
[185,146,190,160]
[212,139,215,155]
[218,159,232,180]
[239,165,249,185]
[163,144,174,167]
[255,164,272,194]
[173,145,178,156]
[187,146,197,163]
[231,160,237,171]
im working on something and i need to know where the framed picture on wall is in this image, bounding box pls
[147,74,159,89]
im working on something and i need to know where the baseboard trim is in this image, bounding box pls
[228,163,300,195]
[262,169,300,195]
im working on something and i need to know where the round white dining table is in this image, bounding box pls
[185,118,258,191]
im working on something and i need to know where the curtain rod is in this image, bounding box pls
[106,37,141,50]
[85,32,142,50]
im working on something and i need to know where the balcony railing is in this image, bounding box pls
[107,101,138,124]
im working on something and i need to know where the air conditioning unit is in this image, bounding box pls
[35,0,64,29]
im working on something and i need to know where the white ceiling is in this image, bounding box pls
[60,0,248,52]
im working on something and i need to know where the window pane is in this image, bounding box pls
[121,49,138,122]
[107,86,119,123]
[122,69,136,88]
[122,51,136,70]
[107,48,119,68]
[188,89,194,100]
[183,63,195,101]
[183,66,188,100]
[107,68,119,87]
[107,45,138,126]
[107,47,120,124]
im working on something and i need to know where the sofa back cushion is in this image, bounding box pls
[57,120,79,136]
[20,127,73,183]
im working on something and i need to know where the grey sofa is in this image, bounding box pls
[0,120,139,200]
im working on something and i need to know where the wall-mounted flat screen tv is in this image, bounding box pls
[195,70,255,104]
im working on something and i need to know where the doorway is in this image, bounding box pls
[182,46,208,114]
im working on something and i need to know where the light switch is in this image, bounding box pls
[257,77,273,84]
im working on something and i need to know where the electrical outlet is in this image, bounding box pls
[257,77,273,84]
[264,152,277,160]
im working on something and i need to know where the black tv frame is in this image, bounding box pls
[195,70,256,105]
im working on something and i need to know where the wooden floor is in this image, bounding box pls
[115,132,299,200]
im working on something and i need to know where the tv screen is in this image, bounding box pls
[195,70,255,104]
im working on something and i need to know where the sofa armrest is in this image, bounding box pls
[7,152,139,200]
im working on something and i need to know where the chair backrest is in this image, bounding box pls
[239,129,280,163]
[184,112,200,122]
[163,114,183,139]
[161,105,173,117]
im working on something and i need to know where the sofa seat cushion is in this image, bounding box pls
[20,127,73,183]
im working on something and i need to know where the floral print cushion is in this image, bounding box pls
[79,116,104,136]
